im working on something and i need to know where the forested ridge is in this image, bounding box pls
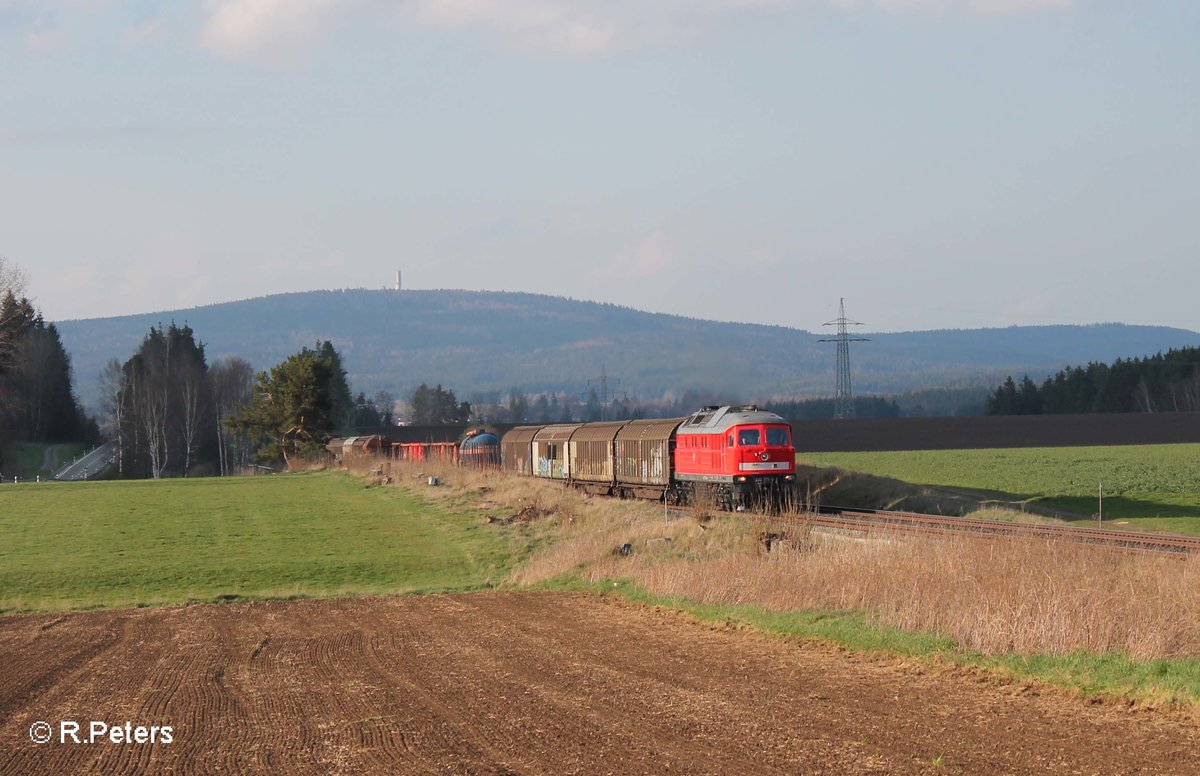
[10,272,1200,476]
[55,289,1200,408]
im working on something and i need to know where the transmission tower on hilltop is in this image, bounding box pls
[818,298,869,419]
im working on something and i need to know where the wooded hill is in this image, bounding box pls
[55,290,1200,409]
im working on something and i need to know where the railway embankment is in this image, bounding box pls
[356,455,1200,707]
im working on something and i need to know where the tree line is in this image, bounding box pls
[0,261,95,467]
[987,347,1200,415]
[102,331,359,476]
[99,323,253,477]
[762,397,900,421]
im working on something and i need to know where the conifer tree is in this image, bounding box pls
[229,343,349,464]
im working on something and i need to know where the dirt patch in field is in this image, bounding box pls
[1,592,1196,775]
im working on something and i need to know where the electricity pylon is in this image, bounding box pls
[818,298,869,419]
[584,364,627,421]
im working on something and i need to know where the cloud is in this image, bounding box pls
[186,0,1077,63]
[965,0,1073,13]
[23,15,65,52]
[5,0,1084,65]
[589,231,678,282]
[407,0,1079,56]
[121,16,167,46]
[865,0,1073,11]
[198,0,362,64]
[404,0,815,56]
[407,0,619,57]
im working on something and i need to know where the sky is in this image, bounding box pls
[2,0,1198,333]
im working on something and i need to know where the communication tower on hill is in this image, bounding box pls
[818,298,869,420]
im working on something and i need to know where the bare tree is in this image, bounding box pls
[506,388,528,424]
[178,359,206,477]
[137,361,171,479]
[0,257,27,298]
[1134,376,1156,414]
[98,359,127,477]
[0,258,30,369]
[210,357,254,476]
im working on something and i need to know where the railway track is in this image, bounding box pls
[793,507,1200,556]
[524,464,1199,557]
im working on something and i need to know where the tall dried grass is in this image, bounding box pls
[353,456,1200,660]
[623,533,1200,659]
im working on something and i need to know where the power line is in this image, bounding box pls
[584,364,627,422]
[818,298,869,419]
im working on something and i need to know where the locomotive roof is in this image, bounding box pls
[676,405,788,435]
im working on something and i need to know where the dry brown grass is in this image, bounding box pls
[284,454,331,473]
[350,455,1200,660]
[624,533,1200,659]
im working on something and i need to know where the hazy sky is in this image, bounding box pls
[3,0,1197,332]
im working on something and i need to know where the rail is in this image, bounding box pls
[793,507,1200,556]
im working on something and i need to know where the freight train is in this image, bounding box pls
[500,405,796,510]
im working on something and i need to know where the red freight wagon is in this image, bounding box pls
[392,442,459,464]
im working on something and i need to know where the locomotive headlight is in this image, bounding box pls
[785,474,795,481]
[736,476,748,482]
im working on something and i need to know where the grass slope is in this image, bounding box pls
[0,471,512,612]
[585,583,1200,706]
[806,443,1200,533]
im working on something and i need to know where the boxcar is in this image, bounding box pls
[501,425,544,475]
[613,418,684,499]
[532,424,581,479]
[567,421,629,492]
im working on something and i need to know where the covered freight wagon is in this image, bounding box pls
[567,421,628,491]
[501,425,543,475]
[614,418,684,498]
[341,435,389,459]
[532,424,580,479]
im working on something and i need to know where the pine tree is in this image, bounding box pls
[0,290,91,448]
[228,344,348,464]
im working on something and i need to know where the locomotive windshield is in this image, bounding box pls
[766,427,790,446]
[737,429,760,446]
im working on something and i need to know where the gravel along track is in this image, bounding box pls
[2,592,1197,775]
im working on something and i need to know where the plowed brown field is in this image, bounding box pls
[1,592,1196,775]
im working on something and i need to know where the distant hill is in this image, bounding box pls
[54,289,1200,409]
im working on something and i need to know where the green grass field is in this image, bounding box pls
[805,443,1200,533]
[4,467,1200,706]
[0,471,515,612]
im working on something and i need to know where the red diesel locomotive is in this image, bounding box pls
[674,405,796,507]
[500,405,796,509]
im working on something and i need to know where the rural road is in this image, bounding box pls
[2,591,1197,775]
[52,442,115,481]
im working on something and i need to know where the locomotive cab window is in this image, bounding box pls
[767,427,790,446]
[737,429,760,446]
